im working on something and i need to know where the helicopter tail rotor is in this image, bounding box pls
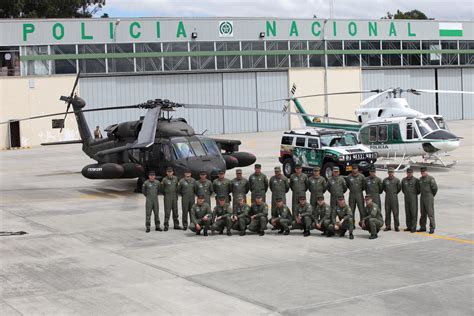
[59,70,81,132]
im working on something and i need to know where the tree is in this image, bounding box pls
[381,9,431,20]
[0,0,106,18]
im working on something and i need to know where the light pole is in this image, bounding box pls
[322,19,329,122]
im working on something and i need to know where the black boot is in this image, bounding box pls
[259,231,265,236]
[174,225,182,230]
[349,233,354,239]
[155,226,162,231]
[429,228,435,234]
[240,230,246,236]
[219,230,224,235]
[146,227,150,233]
[164,226,169,231]
[283,229,290,235]
[227,230,232,236]
[383,227,391,231]
[395,227,400,232]
[182,225,188,231]
[303,230,310,237]
[203,228,208,236]
[369,233,378,239]
[278,228,284,234]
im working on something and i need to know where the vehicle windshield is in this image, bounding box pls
[320,133,358,147]
[201,138,221,157]
[416,118,436,137]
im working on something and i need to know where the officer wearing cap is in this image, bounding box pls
[189,194,212,236]
[231,195,251,236]
[382,167,401,231]
[364,167,383,212]
[269,197,292,235]
[308,166,327,211]
[360,194,383,239]
[269,166,289,210]
[345,164,366,226]
[178,169,196,231]
[162,167,181,231]
[142,171,162,232]
[328,196,354,239]
[213,169,232,204]
[248,194,268,236]
[418,167,438,234]
[249,164,269,203]
[211,196,233,236]
[290,163,309,215]
[402,168,420,233]
[195,171,213,206]
[292,195,314,237]
[231,169,249,209]
[327,166,347,208]
[313,195,333,236]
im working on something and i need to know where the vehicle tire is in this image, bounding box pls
[322,162,336,179]
[282,158,295,177]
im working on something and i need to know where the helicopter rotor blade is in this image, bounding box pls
[408,89,474,95]
[132,107,160,149]
[260,89,382,104]
[359,89,393,107]
[60,70,81,132]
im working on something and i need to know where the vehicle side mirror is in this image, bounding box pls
[310,143,318,148]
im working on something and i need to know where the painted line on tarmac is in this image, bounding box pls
[415,232,474,245]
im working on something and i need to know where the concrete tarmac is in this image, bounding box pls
[1,120,473,315]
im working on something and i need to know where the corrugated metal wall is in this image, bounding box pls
[462,68,474,119]
[438,69,462,120]
[80,71,289,135]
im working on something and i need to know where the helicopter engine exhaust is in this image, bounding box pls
[229,152,257,167]
[82,163,144,179]
[222,155,239,170]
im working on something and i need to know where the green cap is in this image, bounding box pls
[388,167,395,172]
[313,167,320,172]
[333,166,340,171]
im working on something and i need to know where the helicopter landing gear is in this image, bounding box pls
[135,176,146,193]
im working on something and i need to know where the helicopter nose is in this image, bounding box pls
[432,140,460,153]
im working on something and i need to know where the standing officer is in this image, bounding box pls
[231,195,251,236]
[402,168,420,233]
[365,167,383,210]
[345,164,365,226]
[293,195,313,237]
[195,171,213,206]
[189,195,212,236]
[248,195,268,236]
[213,170,232,204]
[313,195,333,236]
[162,167,180,231]
[142,171,162,233]
[418,167,438,234]
[212,196,232,236]
[360,195,383,239]
[382,167,401,231]
[327,166,347,208]
[249,164,269,203]
[290,164,309,214]
[269,198,292,235]
[308,167,327,211]
[328,196,354,239]
[231,169,249,209]
[177,169,196,231]
[269,166,289,210]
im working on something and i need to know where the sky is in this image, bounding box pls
[95,0,474,20]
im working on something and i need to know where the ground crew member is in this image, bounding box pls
[269,166,289,210]
[345,164,365,225]
[162,167,180,231]
[327,166,347,208]
[177,169,195,231]
[213,170,232,204]
[189,195,212,236]
[212,196,232,236]
[402,168,420,233]
[360,195,383,239]
[248,195,268,236]
[249,164,268,203]
[231,195,251,236]
[328,196,354,239]
[195,171,213,206]
[313,195,332,236]
[418,167,438,234]
[142,171,162,233]
[365,167,383,210]
[308,167,327,210]
[290,164,308,214]
[94,126,103,139]
[382,167,401,231]
[269,198,292,235]
[293,195,313,237]
[230,169,249,209]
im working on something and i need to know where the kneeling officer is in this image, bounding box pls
[360,194,383,239]
[328,196,354,239]
[293,196,314,237]
[189,195,212,236]
[231,195,251,236]
[248,195,268,236]
[212,196,233,236]
[269,198,292,235]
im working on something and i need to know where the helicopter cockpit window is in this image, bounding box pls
[416,119,434,137]
[201,139,220,157]
[406,122,419,140]
[190,141,206,157]
[423,117,438,131]
[434,117,447,130]
[172,141,195,159]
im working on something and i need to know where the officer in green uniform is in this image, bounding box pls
[345,164,366,225]
[189,195,212,236]
[293,195,314,237]
[177,169,195,231]
[162,167,181,231]
[213,170,232,204]
[142,171,162,233]
[327,166,347,208]
[328,196,354,239]
[402,168,420,233]
[195,171,213,206]
[248,195,268,236]
[230,195,251,236]
[313,195,333,236]
[269,198,292,235]
[382,167,401,231]
[231,169,249,209]
[418,167,438,234]
[212,196,232,236]
[365,167,383,210]
[269,166,290,210]
[360,195,384,239]
[308,167,327,210]
[290,164,309,214]
[249,164,269,203]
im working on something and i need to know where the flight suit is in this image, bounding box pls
[365,175,383,210]
[270,204,292,231]
[231,203,251,231]
[308,176,327,209]
[213,177,232,203]
[292,202,313,231]
[142,179,161,229]
[362,203,384,235]
[189,202,212,233]
[269,175,290,209]
[230,177,250,209]
[290,173,309,213]
[162,175,179,228]
[177,177,196,229]
[345,173,365,222]
[402,176,420,231]
[313,202,332,232]
[382,176,401,229]
[249,172,269,203]
[328,204,354,236]
[327,176,347,208]
[212,203,232,233]
[419,175,438,231]
[195,179,213,206]
[248,203,269,233]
